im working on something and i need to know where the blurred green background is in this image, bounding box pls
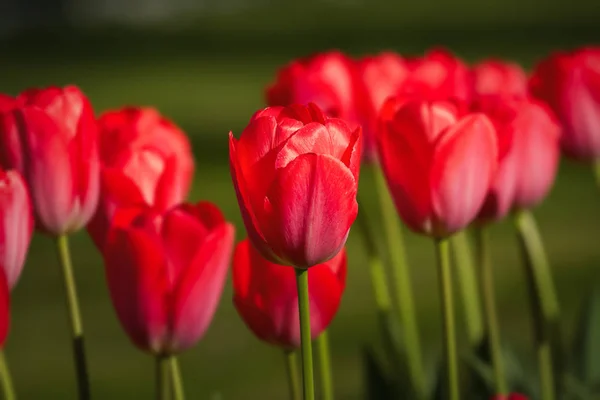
[1,0,600,398]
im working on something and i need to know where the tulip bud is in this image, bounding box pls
[490,394,528,400]
[0,168,34,288]
[530,47,600,160]
[0,269,9,348]
[102,202,234,354]
[88,107,194,250]
[229,103,361,268]
[377,97,497,237]
[0,85,100,235]
[233,239,346,349]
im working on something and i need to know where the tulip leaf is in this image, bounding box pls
[572,285,600,385]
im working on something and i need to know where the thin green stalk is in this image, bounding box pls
[170,356,185,400]
[156,355,170,400]
[316,332,334,400]
[514,210,559,400]
[355,201,392,314]
[295,268,315,400]
[371,165,426,399]
[475,227,507,395]
[435,238,460,400]
[0,350,15,400]
[450,231,484,347]
[55,235,90,400]
[284,351,301,400]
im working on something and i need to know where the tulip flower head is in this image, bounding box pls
[490,394,528,400]
[233,239,346,349]
[474,95,560,221]
[530,47,600,160]
[102,202,234,354]
[377,97,497,237]
[229,103,361,268]
[0,167,34,288]
[470,59,528,98]
[0,85,100,235]
[88,107,194,249]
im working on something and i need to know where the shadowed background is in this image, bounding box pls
[1,0,599,398]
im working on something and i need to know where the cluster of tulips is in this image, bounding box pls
[0,45,598,400]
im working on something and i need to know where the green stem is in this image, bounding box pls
[55,235,90,400]
[156,355,170,400]
[170,356,185,400]
[355,200,392,313]
[284,351,301,400]
[371,165,426,399]
[514,210,559,400]
[0,351,15,400]
[316,332,334,400]
[450,230,484,347]
[295,268,315,400]
[435,238,460,400]
[475,227,508,395]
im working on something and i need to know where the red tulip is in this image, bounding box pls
[530,47,600,160]
[103,201,234,354]
[355,52,410,162]
[266,51,358,124]
[233,239,346,349]
[0,94,14,112]
[401,48,471,104]
[474,96,560,221]
[490,394,528,400]
[470,59,528,98]
[0,85,99,235]
[0,269,9,348]
[0,168,34,288]
[88,107,194,249]
[377,98,497,237]
[229,103,361,268]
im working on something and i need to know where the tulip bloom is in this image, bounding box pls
[355,52,409,161]
[529,47,600,160]
[377,98,497,237]
[103,201,234,354]
[470,60,528,98]
[266,51,357,123]
[88,107,194,249]
[490,394,528,400]
[0,168,34,288]
[0,269,9,348]
[474,96,560,221]
[401,48,471,104]
[0,86,99,235]
[229,103,361,268]
[233,239,346,348]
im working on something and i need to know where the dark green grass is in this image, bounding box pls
[1,20,599,399]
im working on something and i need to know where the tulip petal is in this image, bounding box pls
[430,114,497,235]
[264,153,357,267]
[104,226,168,353]
[171,223,234,352]
[0,270,9,347]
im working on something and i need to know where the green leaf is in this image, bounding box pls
[572,285,600,385]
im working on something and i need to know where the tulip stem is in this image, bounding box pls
[55,235,90,400]
[316,331,334,400]
[435,237,460,400]
[450,230,484,347]
[156,355,170,400]
[514,210,559,400]
[284,351,301,400]
[475,227,507,395]
[371,165,426,399]
[295,268,315,400]
[170,356,185,400]
[0,351,15,400]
